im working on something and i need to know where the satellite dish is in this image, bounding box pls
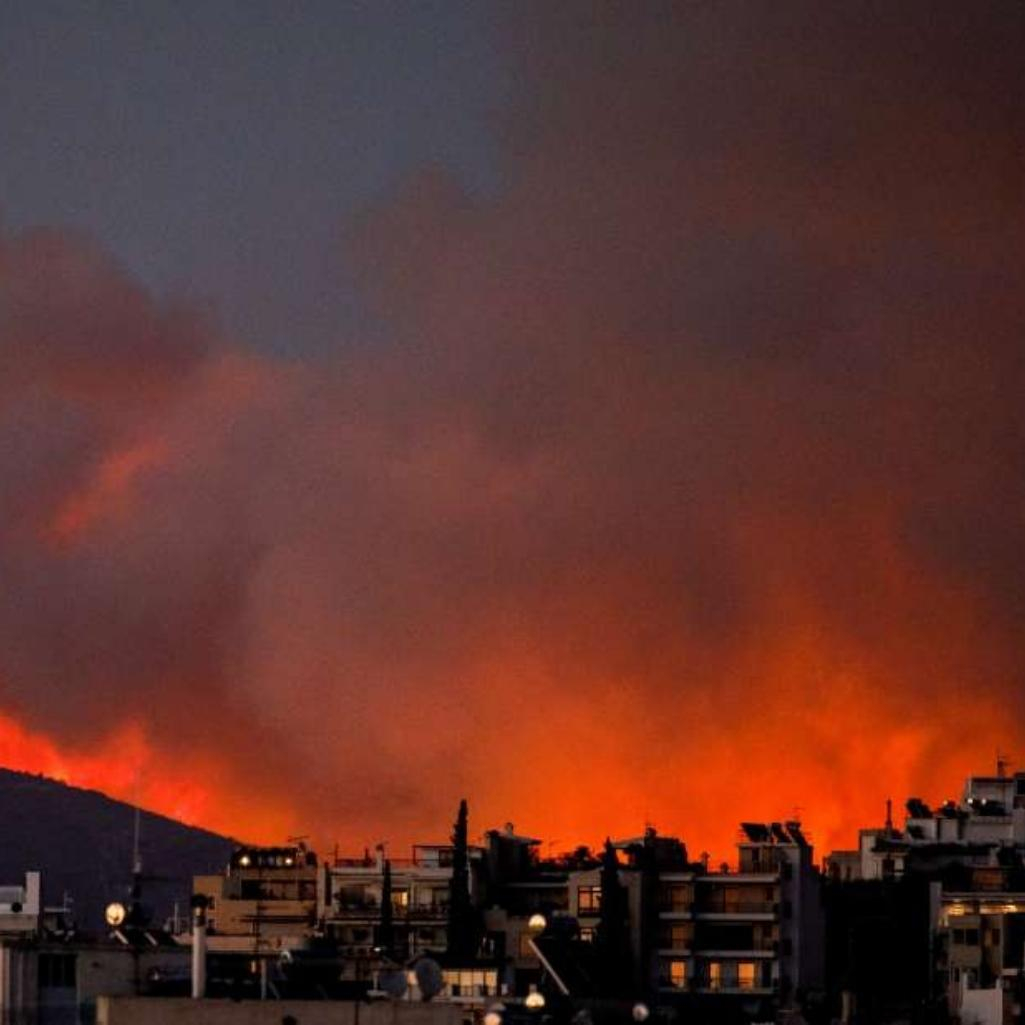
[414,958,444,1001]
[379,968,409,999]
[105,902,127,927]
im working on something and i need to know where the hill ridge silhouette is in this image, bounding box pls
[0,766,236,933]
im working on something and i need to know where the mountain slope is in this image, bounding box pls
[0,767,236,933]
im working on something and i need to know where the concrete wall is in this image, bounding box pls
[0,872,41,937]
[959,983,1003,1025]
[97,997,470,1025]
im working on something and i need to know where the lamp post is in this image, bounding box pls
[525,986,546,1011]
[190,894,209,999]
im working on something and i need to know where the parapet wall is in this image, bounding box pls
[97,997,470,1025]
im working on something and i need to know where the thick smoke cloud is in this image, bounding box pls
[2,3,1025,856]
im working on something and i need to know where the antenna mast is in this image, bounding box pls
[132,770,142,877]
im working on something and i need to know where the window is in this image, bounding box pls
[336,885,373,910]
[418,887,448,910]
[443,969,498,998]
[660,884,692,911]
[708,962,722,991]
[659,923,691,950]
[392,890,409,909]
[738,963,757,990]
[669,961,686,988]
[579,927,595,943]
[577,886,602,913]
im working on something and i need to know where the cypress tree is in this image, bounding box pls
[446,798,476,959]
[596,838,630,996]
[378,857,394,957]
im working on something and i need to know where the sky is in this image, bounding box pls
[2,2,1025,864]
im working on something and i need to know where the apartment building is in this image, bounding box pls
[827,765,1025,882]
[822,761,1025,1022]
[188,843,320,996]
[1,869,189,1024]
[656,821,824,1016]
[935,886,1025,1023]
[320,843,475,976]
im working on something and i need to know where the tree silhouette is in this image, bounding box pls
[377,857,394,957]
[446,799,477,959]
[596,838,631,996]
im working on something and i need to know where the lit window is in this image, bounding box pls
[738,963,756,990]
[443,968,497,997]
[669,961,686,988]
[578,886,602,912]
[708,962,722,990]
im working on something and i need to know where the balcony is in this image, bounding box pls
[700,982,774,994]
[697,947,776,959]
[406,902,449,920]
[332,854,454,869]
[332,901,379,918]
[695,901,777,917]
[659,902,694,915]
[332,900,449,921]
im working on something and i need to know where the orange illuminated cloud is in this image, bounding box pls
[4,7,1025,874]
[43,439,169,548]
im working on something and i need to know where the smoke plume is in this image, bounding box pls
[2,3,1025,858]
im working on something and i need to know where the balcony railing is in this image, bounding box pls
[334,901,379,914]
[332,856,453,869]
[703,979,771,993]
[332,901,450,919]
[659,902,694,913]
[406,903,450,919]
[696,901,776,915]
